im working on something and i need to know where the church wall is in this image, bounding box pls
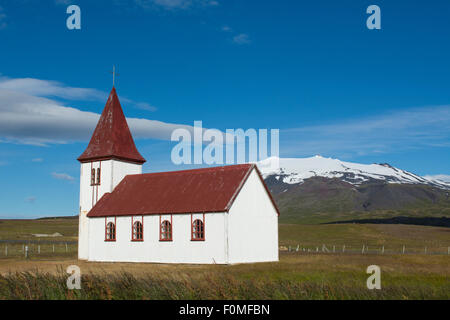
[87,212,227,264]
[78,161,103,260]
[110,160,142,190]
[79,159,142,260]
[227,168,279,264]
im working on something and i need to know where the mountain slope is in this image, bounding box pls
[257,156,450,223]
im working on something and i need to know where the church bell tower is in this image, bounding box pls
[77,87,146,260]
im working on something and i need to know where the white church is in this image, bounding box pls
[77,87,279,264]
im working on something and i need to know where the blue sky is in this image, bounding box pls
[0,0,449,218]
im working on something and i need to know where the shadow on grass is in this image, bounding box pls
[323,216,450,228]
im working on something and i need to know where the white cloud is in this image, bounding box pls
[25,196,37,203]
[281,106,450,158]
[32,158,44,162]
[233,33,251,45]
[221,25,232,32]
[0,77,105,101]
[0,77,157,112]
[51,172,75,181]
[423,174,450,183]
[0,76,227,146]
[135,0,218,10]
[0,88,197,146]
[54,0,73,5]
[131,101,157,112]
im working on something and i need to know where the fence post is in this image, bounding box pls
[402,245,405,254]
[66,243,68,253]
[316,246,319,252]
[38,245,40,254]
[342,245,345,253]
[25,246,28,259]
[333,245,335,253]
[53,244,55,253]
[362,245,365,254]
[381,245,384,254]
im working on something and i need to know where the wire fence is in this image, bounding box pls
[2,241,450,258]
[0,240,77,259]
[281,244,450,256]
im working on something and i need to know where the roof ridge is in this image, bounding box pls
[126,163,254,178]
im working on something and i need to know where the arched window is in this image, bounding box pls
[132,221,143,241]
[90,168,96,186]
[191,218,205,241]
[160,220,172,241]
[106,222,116,241]
[96,168,101,185]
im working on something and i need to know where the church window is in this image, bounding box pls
[96,168,101,185]
[91,168,96,186]
[105,222,116,241]
[191,215,205,241]
[132,220,143,241]
[160,219,172,241]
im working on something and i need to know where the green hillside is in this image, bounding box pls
[265,176,450,224]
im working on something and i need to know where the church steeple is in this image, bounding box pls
[78,87,146,164]
[77,86,145,261]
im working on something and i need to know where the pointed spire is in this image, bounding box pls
[78,87,146,164]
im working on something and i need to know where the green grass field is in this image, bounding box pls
[0,218,448,299]
[280,206,450,224]
[0,218,77,242]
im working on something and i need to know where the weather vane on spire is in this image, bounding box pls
[109,65,120,87]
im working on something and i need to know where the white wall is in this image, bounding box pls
[87,212,227,264]
[78,159,142,260]
[84,166,278,265]
[227,168,279,264]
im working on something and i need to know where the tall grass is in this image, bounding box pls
[0,268,448,300]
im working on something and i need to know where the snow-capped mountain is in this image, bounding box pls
[257,156,450,189]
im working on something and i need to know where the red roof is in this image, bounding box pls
[87,164,280,217]
[78,87,146,164]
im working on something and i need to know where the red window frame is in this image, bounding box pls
[104,217,116,242]
[90,163,102,186]
[90,168,96,186]
[131,216,144,241]
[159,215,173,241]
[96,167,101,185]
[191,213,205,241]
